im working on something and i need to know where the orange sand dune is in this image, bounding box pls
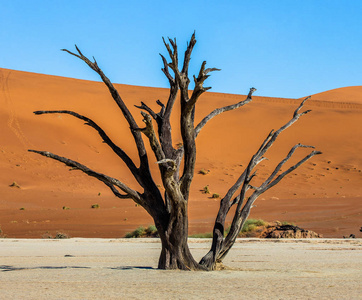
[309,86,362,104]
[0,68,361,238]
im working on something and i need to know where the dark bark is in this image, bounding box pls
[29,34,321,271]
[199,99,322,269]
[156,202,206,270]
[33,110,140,183]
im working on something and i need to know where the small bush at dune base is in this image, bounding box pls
[198,169,209,175]
[241,219,266,233]
[0,225,6,238]
[55,232,70,239]
[202,186,210,194]
[125,225,159,238]
[41,232,53,239]
[41,231,71,239]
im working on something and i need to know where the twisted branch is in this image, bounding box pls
[61,45,149,170]
[189,61,221,108]
[200,97,320,268]
[33,110,140,181]
[136,111,165,163]
[28,150,141,203]
[195,87,256,137]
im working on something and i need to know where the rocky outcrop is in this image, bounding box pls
[263,224,323,238]
[238,221,323,238]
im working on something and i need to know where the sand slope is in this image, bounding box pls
[310,86,362,104]
[0,68,361,238]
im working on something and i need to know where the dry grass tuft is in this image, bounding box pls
[9,181,21,188]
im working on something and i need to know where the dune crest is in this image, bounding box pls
[309,86,362,105]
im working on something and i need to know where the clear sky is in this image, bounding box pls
[1,0,361,98]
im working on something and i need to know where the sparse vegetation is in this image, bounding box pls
[241,219,267,233]
[125,225,158,238]
[62,206,70,210]
[190,220,268,238]
[0,225,5,238]
[199,169,209,175]
[145,225,158,236]
[55,231,70,239]
[125,226,145,238]
[281,221,295,226]
[9,181,21,188]
[41,231,71,239]
[223,219,267,237]
[91,204,100,209]
[202,185,210,194]
[191,220,297,238]
[212,193,219,198]
[224,219,305,238]
[19,207,25,210]
[41,232,53,239]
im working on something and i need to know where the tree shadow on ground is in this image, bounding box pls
[0,265,91,272]
[108,266,156,270]
[0,265,156,272]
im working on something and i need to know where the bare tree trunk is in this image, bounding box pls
[29,33,321,271]
[200,99,321,269]
[156,208,205,270]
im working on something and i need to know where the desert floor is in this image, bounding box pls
[1,238,361,299]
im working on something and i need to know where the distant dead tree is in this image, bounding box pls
[29,33,321,270]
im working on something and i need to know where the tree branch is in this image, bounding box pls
[201,97,320,266]
[134,100,167,136]
[33,110,140,180]
[294,96,311,118]
[136,111,165,163]
[195,87,256,137]
[28,150,142,203]
[188,61,221,108]
[219,143,321,262]
[159,41,181,159]
[160,53,175,86]
[227,97,312,205]
[156,158,177,177]
[181,31,196,76]
[156,100,166,118]
[162,37,179,76]
[161,33,200,198]
[104,182,133,199]
[258,148,322,193]
[224,147,323,250]
[134,102,158,121]
[61,46,149,170]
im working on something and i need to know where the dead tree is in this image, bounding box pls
[29,33,321,270]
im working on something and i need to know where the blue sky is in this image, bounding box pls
[1,0,361,98]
